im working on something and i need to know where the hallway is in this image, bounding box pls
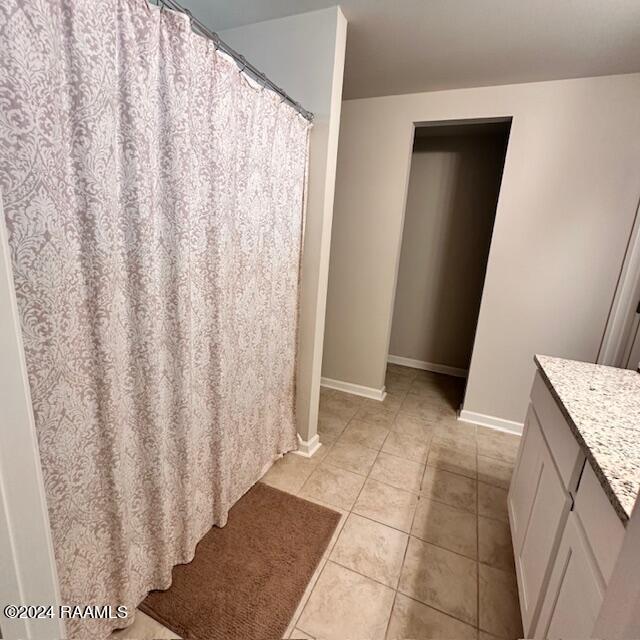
[264,364,523,639]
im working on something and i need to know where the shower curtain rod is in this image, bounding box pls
[156,0,314,122]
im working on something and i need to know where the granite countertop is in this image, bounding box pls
[534,355,640,524]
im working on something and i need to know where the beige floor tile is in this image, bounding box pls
[361,390,407,413]
[387,363,418,379]
[478,455,513,489]
[386,593,477,640]
[421,467,477,514]
[409,374,463,404]
[411,497,477,559]
[382,431,430,464]
[385,371,413,393]
[331,514,408,588]
[431,432,476,454]
[479,564,523,639]
[109,611,178,640]
[354,404,398,428]
[381,390,408,413]
[285,508,349,635]
[400,391,448,421]
[323,440,378,476]
[261,454,316,494]
[317,408,349,442]
[340,419,390,449]
[353,478,419,532]
[319,386,334,402]
[407,371,441,392]
[297,561,395,640]
[319,389,362,419]
[289,628,314,639]
[299,464,365,511]
[305,441,333,465]
[427,442,477,479]
[370,452,425,493]
[478,482,509,522]
[434,416,477,440]
[399,537,478,626]
[479,516,515,572]
[478,632,504,640]
[477,427,521,464]
[392,413,436,443]
[406,389,455,414]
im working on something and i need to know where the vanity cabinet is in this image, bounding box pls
[534,511,605,639]
[508,371,626,639]
[534,461,626,638]
[508,407,571,633]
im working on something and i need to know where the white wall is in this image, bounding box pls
[389,133,507,371]
[323,73,640,426]
[221,7,347,447]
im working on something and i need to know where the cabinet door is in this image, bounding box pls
[508,405,542,550]
[535,512,605,639]
[508,407,571,635]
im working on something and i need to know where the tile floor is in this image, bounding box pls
[111,364,523,640]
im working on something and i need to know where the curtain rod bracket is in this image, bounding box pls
[155,0,313,122]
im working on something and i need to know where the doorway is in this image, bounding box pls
[388,119,511,411]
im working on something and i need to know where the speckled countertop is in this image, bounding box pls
[534,355,640,525]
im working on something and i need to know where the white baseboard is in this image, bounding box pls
[458,409,523,435]
[320,377,387,401]
[387,354,467,379]
[292,433,322,458]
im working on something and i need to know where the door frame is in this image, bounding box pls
[0,197,64,639]
[383,116,513,404]
[598,195,640,368]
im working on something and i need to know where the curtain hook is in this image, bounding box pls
[238,55,247,74]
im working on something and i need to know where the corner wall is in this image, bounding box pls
[221,8,347,446]
[322,73,640,427]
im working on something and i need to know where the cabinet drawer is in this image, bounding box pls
[574,462,625,583]
[531,372,583,489]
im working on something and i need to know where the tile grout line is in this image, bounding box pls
[315,433,514,509]
[292,387,400,635]
[298,382,415,637]
[302,369,517,639]
[380,432,489,633]
[288,499,349,635]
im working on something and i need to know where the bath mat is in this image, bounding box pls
[139,481,341,640]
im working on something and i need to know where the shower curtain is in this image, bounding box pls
[0,0,310,637]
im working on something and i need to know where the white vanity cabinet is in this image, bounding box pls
[508,407,572,633]
[534,511,605,639]
[534,461,626,639]
[508,370,626,639]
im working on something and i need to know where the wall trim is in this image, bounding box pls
[292,433,322,458]
[388,354,468,378]
[458,409,523,435]
[320,377,387,401]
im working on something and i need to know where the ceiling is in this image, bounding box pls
[182,0,640,100]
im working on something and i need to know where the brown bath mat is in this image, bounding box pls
[139,482,341,640]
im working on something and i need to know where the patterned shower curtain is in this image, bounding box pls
[0,0,310,637]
